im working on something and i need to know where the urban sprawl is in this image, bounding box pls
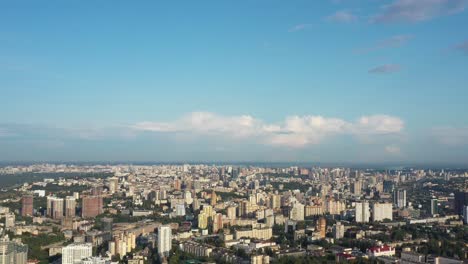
[0,164,467,264]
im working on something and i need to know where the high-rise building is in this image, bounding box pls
[175,204,186,216]
[21,195,33,217]
[227,206,237,220]
[101,217,113,232]
[332,222,345,239]
[0,236,28,264]
[198,212,208,229]
[157,225,172,257]
[290,203,305,221]
[212,213,223,233]
[371,203,393,222]
[355,201,370,223]
[430,199,438,216]
[454,191,468,215]
[82,195,103,218]
[383,180,394,193]
[351,180,362,195]
[47,196,64,219]
[463,205,468,224]
[393,189,407,208]
[316,217,326,239]
[4,214,15,228]
[61,243,93,264]
[174,178,182,191]
[65,196,76,218]
[210,191,217,206]
[107,177,119,194]
[270,194,281,210]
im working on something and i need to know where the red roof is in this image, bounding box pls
[368,245,393,253]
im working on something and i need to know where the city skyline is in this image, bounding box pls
[1,0,468,163]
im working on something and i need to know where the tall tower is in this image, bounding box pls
[355,201,370,223]
[82,195,103,218]
[393,189,407,208]
[21,194,33,217]
[47,196,64,219]
[65,196,76,218]
[157,225,172,257]
[210,190,217,206]
[316,217,326,239]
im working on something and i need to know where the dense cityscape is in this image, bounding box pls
[0,164,466,264]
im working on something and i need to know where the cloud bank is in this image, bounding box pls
[133,112,404,148]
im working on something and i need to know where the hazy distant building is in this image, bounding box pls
[21,195,33,217]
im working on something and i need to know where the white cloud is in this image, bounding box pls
[326,10,358,23]
[133,112,404,148]
[288,24,313,32]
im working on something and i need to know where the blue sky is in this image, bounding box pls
[1,0,467,164]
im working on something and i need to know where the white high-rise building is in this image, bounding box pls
[158,225,172,257]
[355,202,370,223]
[332,222,345,239]
[175,204,186,216]
[371,203,393,222]
[290,202,305,221]
[0,237,28,264]
[61,243,92,264]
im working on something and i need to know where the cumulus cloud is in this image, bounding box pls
[288,24,313,32]
[371,0,468,23]
[369,64,401,74]
[326,10,358,23]
[133,112,404,148]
